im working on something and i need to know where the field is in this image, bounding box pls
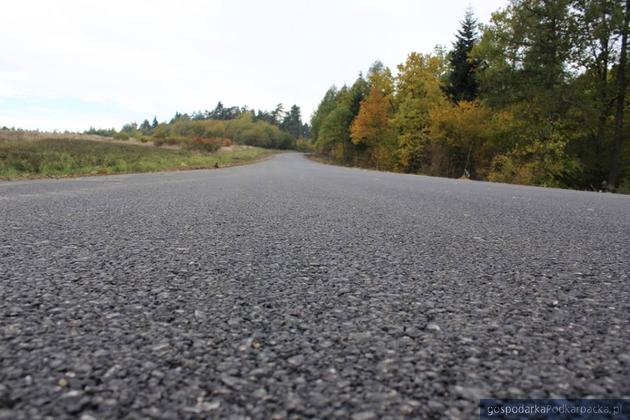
[0,136,276,180]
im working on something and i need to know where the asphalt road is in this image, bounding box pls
[1,153,629,419]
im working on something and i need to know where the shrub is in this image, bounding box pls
[183,137,222,152]
[114,132,129,140]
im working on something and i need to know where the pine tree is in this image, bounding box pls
[281,105,304,139]
[271,104,285,126]
[445,9,479,102]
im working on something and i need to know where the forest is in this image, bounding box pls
[310,0,630,192]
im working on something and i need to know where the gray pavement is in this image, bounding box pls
[1,153,629,419]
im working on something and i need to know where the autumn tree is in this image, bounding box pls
[307,1,630,190]
[429,100,491,178]
[350,62,396,169]
[312,75,369,162]
[394,52,447,172]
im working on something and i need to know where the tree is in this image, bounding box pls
[429,100,491,178]
[318,101,354,160]
[348,73,369,116]
[569,0,624,187]
[303,0,630,190]
[311,87,339,144]
[169,112,190,124]
[311,75,369,163]
[394,52,448,172]
[474,0,573,113]
[281,105,304,138]
[445,9,480,102]
[139,119,152,134]
[472,0,581,186]
[121,122,138,133]
[350,62,396,169]
[609,0,630,188]
[152,117,158,129]
[210,102,225,119]
[271,103,285,126]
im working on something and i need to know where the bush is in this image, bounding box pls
[114,132,129,140]
[84,127,116,137]
[183,137,222,152]
[122,112,297,151]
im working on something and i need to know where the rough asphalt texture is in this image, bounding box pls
[1,153,629,419]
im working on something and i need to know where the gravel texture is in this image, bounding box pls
[1,153,629,419]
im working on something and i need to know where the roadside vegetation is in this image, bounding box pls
[0,101,309,180]
[85,101,310,151]
[0,136,275,179]
[309,2,630,193]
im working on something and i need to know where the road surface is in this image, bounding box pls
[1,153,629,419]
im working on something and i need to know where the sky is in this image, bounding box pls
[0,0,508,132]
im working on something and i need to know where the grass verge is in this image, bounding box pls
[0,138,277,180]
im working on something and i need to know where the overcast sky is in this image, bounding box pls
[0,0,508,131]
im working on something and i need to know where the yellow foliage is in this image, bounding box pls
[394,52,448,172]
[350,66,398,170]
[429,101,490,147]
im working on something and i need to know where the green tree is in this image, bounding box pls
[445,9,480,102]
[473,0,581,186]
[281,105,304,139]
[609,0,630,188]
[271,104,285,126]
[569,0,624,187]
[312,74,369,163]
[139,119,152,134]
[311,87,339,144]
[394,52,447,172]
[318,100,354,160]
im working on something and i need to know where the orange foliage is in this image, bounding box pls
[350,86,391,147]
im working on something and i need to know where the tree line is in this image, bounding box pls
[88,102,309,150]
[310,0,630,192]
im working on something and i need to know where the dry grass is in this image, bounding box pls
[0,134,276,180]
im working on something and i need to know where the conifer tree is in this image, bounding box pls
[445,9,479,102]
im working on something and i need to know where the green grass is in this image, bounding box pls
[0,138,276,179]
